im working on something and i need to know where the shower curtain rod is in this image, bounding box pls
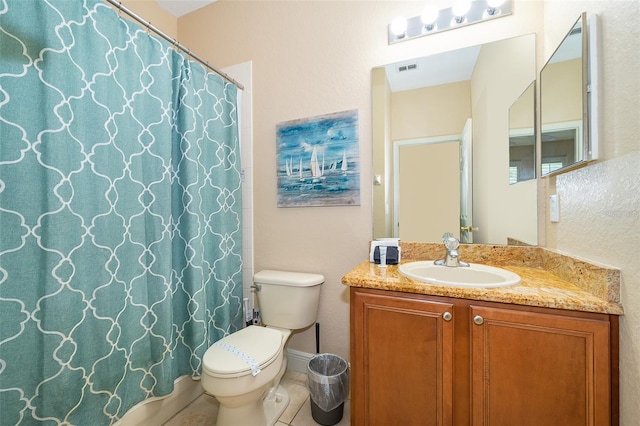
[105,0,244,90]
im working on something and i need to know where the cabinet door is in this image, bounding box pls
[351,289,454,426]
[470,305,611,426]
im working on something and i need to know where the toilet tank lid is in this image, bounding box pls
[254,270,325,287]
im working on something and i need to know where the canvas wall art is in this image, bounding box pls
[276,110,360,207]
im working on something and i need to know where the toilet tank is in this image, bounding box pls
[254,270,324,330]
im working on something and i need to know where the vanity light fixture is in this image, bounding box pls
[388,0,513,44]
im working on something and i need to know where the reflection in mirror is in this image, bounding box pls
[540,13,594,176]
[372,34,537,246]
[509,82,536,184]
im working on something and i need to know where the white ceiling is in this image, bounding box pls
[385,45,482,92]
[155,0,216,17]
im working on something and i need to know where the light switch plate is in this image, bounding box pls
[549,194,559,223]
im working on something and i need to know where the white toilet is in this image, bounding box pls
[201,269,324,426]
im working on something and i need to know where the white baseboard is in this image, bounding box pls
[287,348,314,374]
[115,376,203,426]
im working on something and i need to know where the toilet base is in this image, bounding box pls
[215,385,290,426]
[263,385,290,426]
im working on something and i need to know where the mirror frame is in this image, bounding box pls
[540,12,599,177]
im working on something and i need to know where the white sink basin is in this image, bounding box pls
[398,261,521,288]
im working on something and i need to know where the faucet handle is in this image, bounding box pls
[442,232,459,250]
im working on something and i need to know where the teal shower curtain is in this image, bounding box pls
[0,1,243,424]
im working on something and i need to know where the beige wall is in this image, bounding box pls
[540,58,583,124]
[119,0,177,38]
[509,83,535,130]
[391,81,471,141]
[472,34,538,245]
[127,0,638,422]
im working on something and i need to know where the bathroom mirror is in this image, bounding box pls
[540,13,598,176]
[372,34,538,246]
[509,82,536,184]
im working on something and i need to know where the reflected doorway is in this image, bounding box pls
[394,136,460,241]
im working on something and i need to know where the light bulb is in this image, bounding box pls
[485,0,505,16]
[452,0,472,21]
[390,16,408,38]
[421,4,439,27]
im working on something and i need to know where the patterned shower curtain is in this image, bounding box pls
[0,1,243,424]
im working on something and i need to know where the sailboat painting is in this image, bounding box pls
[276,109,360,207]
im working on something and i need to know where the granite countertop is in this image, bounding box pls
[342,243,624,316]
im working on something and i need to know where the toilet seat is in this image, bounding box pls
[203,326,283,378]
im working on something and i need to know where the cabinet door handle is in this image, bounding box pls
[443,311,452,321]
[473,315,484,325]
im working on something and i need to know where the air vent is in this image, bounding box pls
[397,63,418,72]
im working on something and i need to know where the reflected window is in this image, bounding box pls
[541,158,566,175]
[540,126,580,173]
[509,164,520,184]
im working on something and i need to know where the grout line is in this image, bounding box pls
[287,395,310,426]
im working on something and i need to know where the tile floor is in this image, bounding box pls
[163,370,350,426]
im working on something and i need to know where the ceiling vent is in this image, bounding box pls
[397,63,418,73]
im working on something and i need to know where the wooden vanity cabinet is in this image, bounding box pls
[469,304,613,426]
[350,287,618,426]
[350,287,455,425]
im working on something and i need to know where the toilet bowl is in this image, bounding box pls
[202,326,290,425]
[201,270,324,426]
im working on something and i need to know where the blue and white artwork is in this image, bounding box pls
[276,110,360,207]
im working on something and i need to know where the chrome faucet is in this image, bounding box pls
[434,232,469,267]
